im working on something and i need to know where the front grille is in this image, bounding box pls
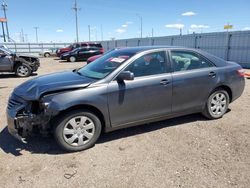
[7,94,24,110]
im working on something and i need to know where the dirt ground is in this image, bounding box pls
[0,58,249,188]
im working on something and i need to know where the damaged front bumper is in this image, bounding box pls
[6,94,51,143]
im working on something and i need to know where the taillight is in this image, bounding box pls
[237,69,245,77]
[100,48,104,53]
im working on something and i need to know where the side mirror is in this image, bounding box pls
[117,71,134,81]
[0,53,6,57]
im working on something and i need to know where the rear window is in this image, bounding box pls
[80,43,88,47]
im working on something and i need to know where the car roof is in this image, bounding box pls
[114,46,186,54]
[114,46,227,66]
[74,42,101,45]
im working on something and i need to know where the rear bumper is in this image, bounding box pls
[231,77,245,102]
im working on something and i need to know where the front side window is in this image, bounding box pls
[171,51,214,72]
[125,51,168,77]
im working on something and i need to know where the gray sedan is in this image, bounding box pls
[7,46,245,152]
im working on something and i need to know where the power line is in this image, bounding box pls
[72,0,80,42]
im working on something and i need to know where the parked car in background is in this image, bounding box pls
[60,46,104,62]
[86,54,102,64]
[87,48,125,64]
[39,47,58,57]
[7,46,245,152]
[56,42,104,57]
[0,47,40,77]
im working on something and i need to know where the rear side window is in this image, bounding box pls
[170,51,214,72]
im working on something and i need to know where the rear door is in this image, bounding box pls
[107,50,173,127]
[170,50,218,113]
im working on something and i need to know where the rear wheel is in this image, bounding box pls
[202,89,229,119]
[15,64,32,77]
[54,110,102,152]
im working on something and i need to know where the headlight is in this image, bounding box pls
[41,102,50,109]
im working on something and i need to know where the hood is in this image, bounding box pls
[14,71,96,100]
[16,54,39,59]
[61,51,71,56]
[59,47,71,52]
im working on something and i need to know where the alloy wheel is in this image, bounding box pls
[17,65,29,76]
[210,92,227,115]
[63,116,95,147]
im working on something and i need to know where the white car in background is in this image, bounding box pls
[39,47,58,57]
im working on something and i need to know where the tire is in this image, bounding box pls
[202,89,229,119]
[54,110,102,152]
[44,52,50,57]
[15,64,32,77]
[69,56,76,62]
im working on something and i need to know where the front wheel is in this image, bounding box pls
[202,89,229,119]
[54,110,102,152]
[15,64,32,77]
[69,56,76,62]
[44,52,50,57]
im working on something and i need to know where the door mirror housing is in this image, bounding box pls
[117,71,134,81]
[0,52,6,57]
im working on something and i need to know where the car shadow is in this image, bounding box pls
[0,113,211,156]
[58,60,71,63]
[0,73,38,79]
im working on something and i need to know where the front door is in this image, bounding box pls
[107,50,173,127]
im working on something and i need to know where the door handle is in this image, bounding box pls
[208,71,216,78]
[160,79,170,85]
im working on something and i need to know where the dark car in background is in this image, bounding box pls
[60,46,104,62]
[56,42,104,57]
[0,47,40,77]
[7,46,245,152]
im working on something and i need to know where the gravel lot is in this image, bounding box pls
[0,58,250,188]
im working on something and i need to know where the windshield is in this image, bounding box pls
[77,50,135,79]
[71,48,80,53]
[0,47,14,55]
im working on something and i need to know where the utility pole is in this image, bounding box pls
[151,28,154,37]
[72,0,80,42]
[88,25,91,41]
[34,26,39,43]
[101,24,103,41]
[95,28,97,41]
[2,1,9,42]
[1,21,5,42]
[180,28,182,36]
[21,28,24,42]
[136,14,143,38]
